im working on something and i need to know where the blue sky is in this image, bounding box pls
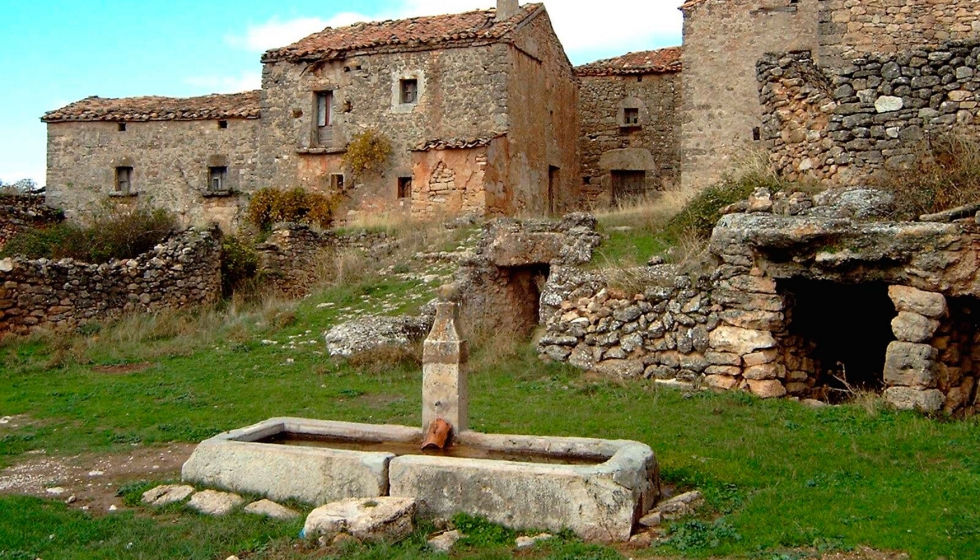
[0,0,684,185]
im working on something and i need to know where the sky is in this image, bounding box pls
[0,0,685,186]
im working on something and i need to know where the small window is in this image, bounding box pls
[753,127,762,141]
[398,177,413,199]
[330,173,346,190]
[118,123,127,132]
[583,176,592,185]
[208,166,228,192]
[317,92,333,128]
[401,79,419,104]
[218,120,228,129]
[623,108,640,126]
[637,76,643,83]
[115,167,133,194]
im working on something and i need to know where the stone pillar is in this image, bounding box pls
[422,302,468,433]
[883,286,946,412]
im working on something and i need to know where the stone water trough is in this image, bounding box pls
[183,302,660,542]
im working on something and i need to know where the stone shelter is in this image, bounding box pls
[43,0,579,227]
[575,47,683,207]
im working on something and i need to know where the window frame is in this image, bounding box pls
[397,176,413,199]
[316,91,333,128]
[114,166,134,195]
[400,79,419,105]
[208,166,229,193]
[623,108,641,127]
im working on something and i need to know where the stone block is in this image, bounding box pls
[244,499,300,520]
[188,490,244,516]
[888,286,946,318]
[142,484,195,507]
[705,374,739,390]
[304,498,416,544]
[883,387,944,413]
[743,349,779,367]
[744,363,784,380]
[594,359,645,379]
[747,379,787,399]
[718,310,784,330]
[709,326,777,355]
[706,352,741,366]
[891,312,940,343]
[884,342,938,388]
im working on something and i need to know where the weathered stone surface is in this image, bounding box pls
[884,387,945,412]
[709,326,776,355]
[874,96,903,113]
[891,312,940,343]
[515,533,554,550]
[747,379,787,399]
[744,363,783,380]
[187,490,244,516]
[428,530,462,553]
[884,342,938,388]
[324,315,433,357]
[304,498,416,544]
[142,485,195,507]
[594,359,645,379]
[888,286,947,318]
[244,499,300,520]
[650,490,704,520]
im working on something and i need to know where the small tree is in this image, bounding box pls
[343,129,392,177]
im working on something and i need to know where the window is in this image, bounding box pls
[118,123,127,132]
[623,108,640,126]
[330,173,345,190]
[208,166,228,192]
[218,120,228,129]
[753,127,762,141]
[317,92,333,128]
[115,167,133,194]
[400,79,419,104]
[398,177,413,199]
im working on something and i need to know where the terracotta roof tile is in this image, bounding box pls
[42,91,262,123]
[413,135,502,152]
[575,47,682,77]
[680,0,709,9]
[263,4,543,63]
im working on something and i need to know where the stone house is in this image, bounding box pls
[43,0,579,227]
[575,48,682,207]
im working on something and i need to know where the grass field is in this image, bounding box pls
[1,270,979,559]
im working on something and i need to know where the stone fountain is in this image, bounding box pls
[182,302,660,542]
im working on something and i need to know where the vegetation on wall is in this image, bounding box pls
[343,129,393,177]
[220,235,259,296]
[0,206,175,263]
[245,188,336,231]
[878,131,980,220]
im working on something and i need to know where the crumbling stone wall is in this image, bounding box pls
[45,119,260,231]
[0,194,63,250]
[411,147,491,220]
[578,71,682,207]
[0,228,222,336]
[759,43,980,186]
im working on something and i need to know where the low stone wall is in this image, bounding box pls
[0,194,63,249]
[759,42,980,186]
[256,223,396,297]
[0,227,222,336]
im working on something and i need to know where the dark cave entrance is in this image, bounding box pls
[780,279,895,398]
[500,264,552,338]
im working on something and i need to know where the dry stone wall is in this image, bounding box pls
[0,194,63,250]
[0,228,222,336]
[759,42,980,185]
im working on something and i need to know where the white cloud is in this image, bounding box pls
[226,1,684,61]
[184,72,263,93]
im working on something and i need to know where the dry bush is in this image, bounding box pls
[594,188,696,233]
[246,188,337,231]
[466,321,527,371]
[343,129,393,177]
[876,131,980,220]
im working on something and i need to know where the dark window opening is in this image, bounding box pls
[118,123,127,132]
[344,100,353,113]
[401,79,419,104]
[208,166,228,192]
[115,166,133,194]
[218,120,228,129]
[753,127,762,141]
[583,176,592,185]
[398,177,413,199]
[316,91,333,145]
[637,76,643,82]
[623,108,640,126]
[344,66,351,72]
[330,173,345,190]
[780,280,895,400]
[611,170,646,204]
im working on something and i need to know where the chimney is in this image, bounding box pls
[496,0,520,21]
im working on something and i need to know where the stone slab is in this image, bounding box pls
[188,490,244,516]
[304,497,416,544]
[142,484,195,507]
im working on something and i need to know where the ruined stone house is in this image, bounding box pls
[575,48,683,207]
[42,0,579,228]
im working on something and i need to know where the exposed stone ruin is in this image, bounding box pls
[0,194,63,250]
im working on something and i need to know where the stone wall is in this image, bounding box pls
[46,119,260,231]
[679,0,821,191]
[759,42,980,186]
[411,146,490,220]
[0,194,63,250]
[578,71,682,207]
[0,228,222,336]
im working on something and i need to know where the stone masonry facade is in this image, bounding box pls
[0,227,222,336]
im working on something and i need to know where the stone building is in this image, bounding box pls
[43,0,579,227]
[575,48,682,207]
[679,0,980,190]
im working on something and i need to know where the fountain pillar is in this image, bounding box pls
[422,301,468,435]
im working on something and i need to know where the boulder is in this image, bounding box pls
[187,490,244,516]
[243,499,300,520]
[515,534,554,550]
[888,286,947,318]
[747,379,787,399]
[324,315,432,357]
[709,326,777,355]
[650,490,704,520]
[884,387,945,413]
[884,342,938,388]
[142,484,195,507]
[891,312,940,343]
[304,498,416,544]
[593,359,645,379]
[428,530,462,553]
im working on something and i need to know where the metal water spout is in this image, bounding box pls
[421,301,468,449]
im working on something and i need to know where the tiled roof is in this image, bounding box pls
[680,0,709,10]
[263,4,543,63]
[413,135,502,152]
[42,91,262,123]
[575,47,682,77]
